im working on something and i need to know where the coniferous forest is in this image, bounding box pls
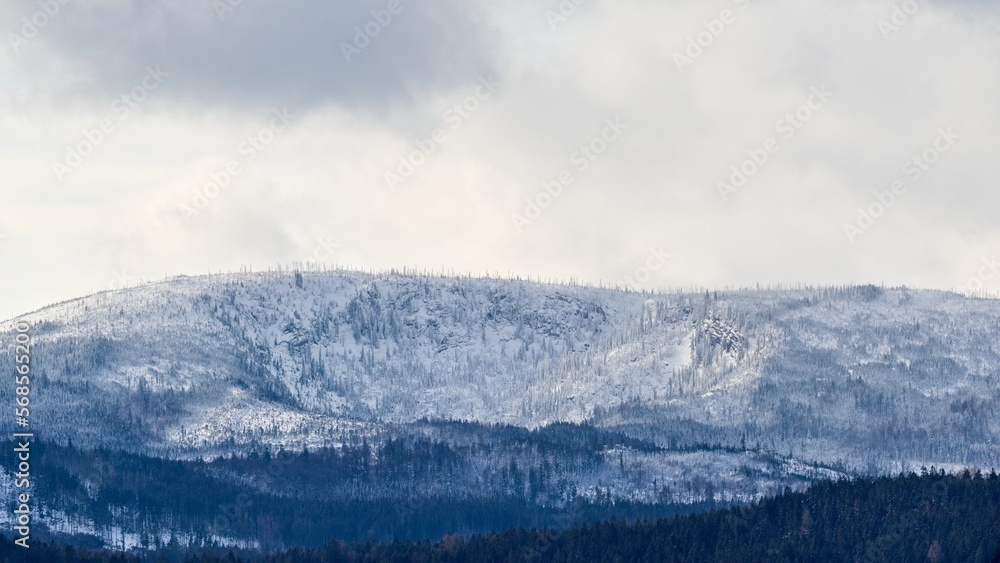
[2,470,999,562]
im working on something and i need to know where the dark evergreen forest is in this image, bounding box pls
[4,470,999,562]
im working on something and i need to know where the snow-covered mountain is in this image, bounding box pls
[7,270,1000,549]
[3,270,1000,473]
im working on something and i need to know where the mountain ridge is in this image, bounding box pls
[5,270,1000,548]
[3,271,998,472]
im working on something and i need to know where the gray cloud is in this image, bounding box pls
[3,0,499,113]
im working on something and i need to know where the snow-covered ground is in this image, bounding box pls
[4,273,1000,550]
[2,273,998,473]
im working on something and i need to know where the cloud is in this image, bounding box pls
[1,0,500,114]
[1,0,1000,319]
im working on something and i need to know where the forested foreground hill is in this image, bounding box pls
[4,471,1000,562]
[0,437,742,550]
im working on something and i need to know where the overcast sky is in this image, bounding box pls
[1,0,999,319]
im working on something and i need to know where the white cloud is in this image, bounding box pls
[1,0,999,318]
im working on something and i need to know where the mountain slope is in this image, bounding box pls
[3,271,999,473]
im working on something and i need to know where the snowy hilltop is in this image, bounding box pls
[3,270,999,473]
